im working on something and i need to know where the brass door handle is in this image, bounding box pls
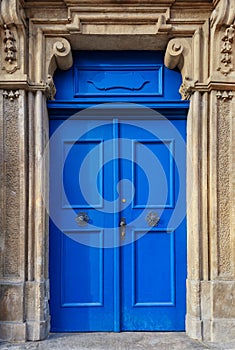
[120,217,126,241]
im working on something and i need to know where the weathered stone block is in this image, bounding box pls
[186,314,202,340]
[0,284,24,322]
[201,281,212,319]
[0,322,26,342]
[186,279,201,318]
[211,319,235,343]
[212,281,235,318]
[26,319,50,341]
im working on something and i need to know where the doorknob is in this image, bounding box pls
[120,217,127,241]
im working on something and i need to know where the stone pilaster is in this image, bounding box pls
[0,89,27,341]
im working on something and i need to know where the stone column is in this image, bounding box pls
[0,0,28,340]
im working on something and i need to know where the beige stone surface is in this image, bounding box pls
[0,0,234,343]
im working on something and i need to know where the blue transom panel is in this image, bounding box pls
[53,51,183,105]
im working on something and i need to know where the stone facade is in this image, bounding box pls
[0,0,234,343]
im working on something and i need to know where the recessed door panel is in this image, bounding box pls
[132,230,175,306]
[61,231,104,307]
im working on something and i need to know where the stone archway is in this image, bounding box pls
[0,0,234,343]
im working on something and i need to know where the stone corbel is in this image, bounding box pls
[46,38,73,100]
[164,38,197,100]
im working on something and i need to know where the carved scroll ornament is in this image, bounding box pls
[164,38,196,100]
[46,38,73,100]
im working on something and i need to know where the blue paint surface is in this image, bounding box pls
[49,51,187,332]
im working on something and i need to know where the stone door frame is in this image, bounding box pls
[0,0,234,343]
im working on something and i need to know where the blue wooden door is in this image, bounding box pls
[49,115,186,332]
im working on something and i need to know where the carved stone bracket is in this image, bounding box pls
[2,90,20,101]
[45,38,73,99]
[216,90,234,101]
[164,38,196,100]
[217,24,234,76]
[45,75,56,101]
[179,77,197,101]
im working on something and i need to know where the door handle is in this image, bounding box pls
[146,211,160,227]
[120,217,127,241]
[75,212,90,226]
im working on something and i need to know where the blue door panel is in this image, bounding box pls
[119,120,186,331]
[49,120,117,331]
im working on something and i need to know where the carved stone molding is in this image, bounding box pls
[66,6,172,35]
[179,77,197,101]
[210,0,235,28]
[164,38,196,100]
[0,0,26,77]
[0,0,25,27]
[216,90,234,101]
[45,75,56,101]
[2,24,19,74]
[2,90,20,101]
[216,97,232,277]
[217,24,234,76]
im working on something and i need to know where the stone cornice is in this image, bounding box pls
[195,81,235,92]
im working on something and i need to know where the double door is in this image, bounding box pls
[49,116,186,332]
